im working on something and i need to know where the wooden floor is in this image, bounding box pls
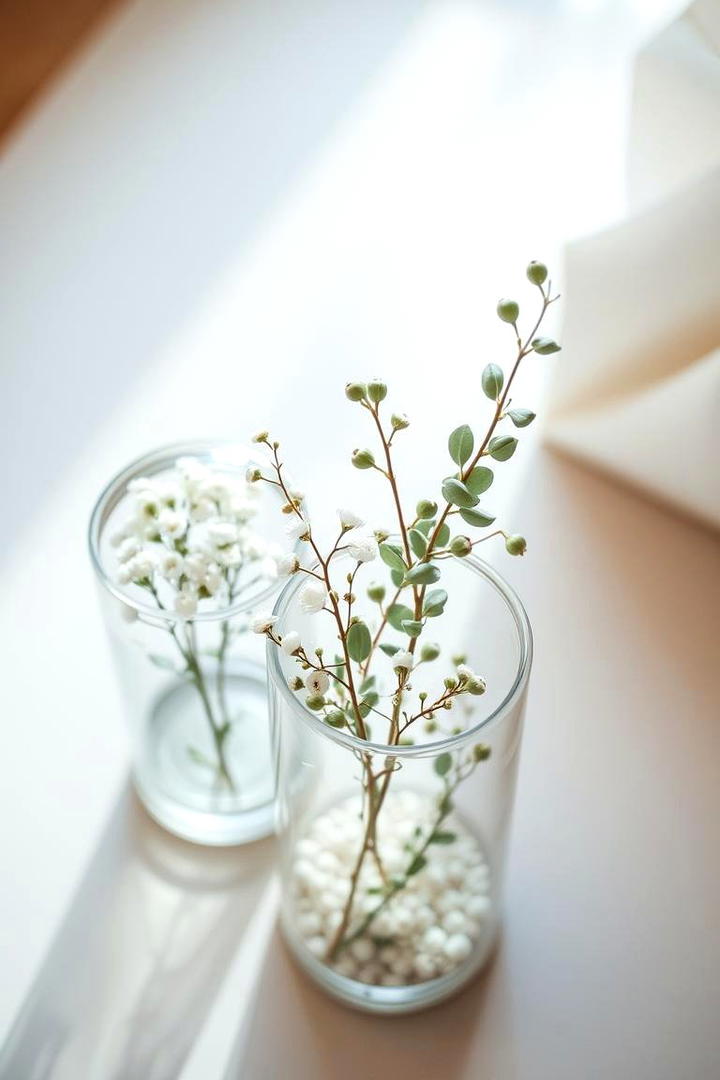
[0,0,127,142]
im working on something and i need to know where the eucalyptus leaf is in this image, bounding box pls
[448,424,474,467]
[401,619,424,637]
[436,522,450,547]
[409,528,428,558]
[404,563,441,586]
[434,752,453,777]
[347,621,372,662]
[415,518,435,536]
[482,363,504,400]
[459,507,496,527]
[507,407,535,428]
[466,466,494,495]
[531,336,561,355]
[390,568,405,588]
[379,542,407,572]
[423,588,448,617]
[441,478,479,509]
[380,642,400,657]
[488,436,517,461]
[407,854,427,876]
[429,830,457,845]
[387,603,414,632]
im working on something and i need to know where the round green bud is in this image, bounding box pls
[505,534,527,556]
[391,413,410,430]
[345,382,367,402]
[526,261,548,286]
[367,582,386,603]
[367,379,388,403]
[352,448,375,470]
[444,676,456,690]
[416,499,438,519]
[420,642,441,662]
[424,719,438,734]
[473,743,491,761]
[325,709,346,728]
[305,693,326,711]
[497,298,519,324]
[466,676,487,696]
[450,535,472,557]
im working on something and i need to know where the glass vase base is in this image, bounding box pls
[133,659,276,846]
[281,916,497,1014]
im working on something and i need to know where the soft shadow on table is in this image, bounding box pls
[0,783,274,1080]
[224,929,517,1080]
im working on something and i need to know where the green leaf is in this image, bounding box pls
[423,588,448,617]
[459,507,496,528]
[387,603,414,632]
[466,466,494,495]
[359,675,376,694]
[429,830,457,845]
[482,363,504,399]
[379,542,407,572]
[441,478,479,509]
[436,522,450,547]
[409,528,428,558]
[488,436,518,462]
[380,642,400,657]
[434,752,453,777]
[363,690,379,708]
[404,563,441,586]
[415,518,435,536]
[401,619,423,637]
[390,568,405,588]
[407,854,427,876]
[347,621,372,662]
[448,425,474,467]
[148,654,177,671]
[507,408,536,428]
[531,336,561,355]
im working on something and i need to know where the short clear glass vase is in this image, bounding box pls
[89,441,291,846]
[269,552,532,1013]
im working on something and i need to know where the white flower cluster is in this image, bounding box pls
[112,457,275,617]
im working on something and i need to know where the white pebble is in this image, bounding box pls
[466,895,491,920]
[414,953,437,980]
[306,935,327,957]
[297,912,323,936]
[444,933,473,962]
[443,910,467,935]
[381,973,404,986]
[335,956,358,979]
[350,938,375,963]
[422,926,447,954]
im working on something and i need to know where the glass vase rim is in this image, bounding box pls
[88,437,293,624]
[268,550,533,758]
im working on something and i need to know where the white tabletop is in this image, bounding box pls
[2,1,716,1077]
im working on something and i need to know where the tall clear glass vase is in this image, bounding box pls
[269,553,531,1012]
[89,441,293,846]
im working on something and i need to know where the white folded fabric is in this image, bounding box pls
[546,1,720,530]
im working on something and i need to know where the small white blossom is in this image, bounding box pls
[185,552,210,582]
[158,509,186,538]
[126,554,153,581]
[118,537,141,563]
[251,612,278,634]
[277,553,300,576]
[189,497,215,522]
[305,670,330,695]
[117,565,132,585]
[246,467,262,483]
[208,522,238,547]
[338,508,364,530]
[392,650,414,671]
[286,518,310,542]
[159,552,184,581]
[456,664,474,680]
[217,543,242,568]
[204,564,223,594]
[281,631,302,655]
[127,476,158,495]
[299,583,327,614]
[175,590,197,618]
[346,531,378,563]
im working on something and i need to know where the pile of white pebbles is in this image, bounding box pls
[291,790,492,986]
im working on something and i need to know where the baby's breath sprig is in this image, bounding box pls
[249,261,560,956]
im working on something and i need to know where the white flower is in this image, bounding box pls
[159,509,186,538]
[246,467,262,483]
[175,591,197,618]
[338,508,364,530]
[305,670,330,695]
[277,553,300,576]
[456,664,474,681]
[159,552,184,582]
[127,476,158,495]
[189,497,215,522]
[281,631,302,655]
[204,564,223,594]
[286,518,310,542]
[392,650,414,671]
[118,537,141,563]
[251,612,278,634]
[117,565,132,585]
[126,554,153,581]
[217,543,241,568]
[299,583,327,614]
[184,552,210,582]
[208,522,238,548]
[346,531,378,563]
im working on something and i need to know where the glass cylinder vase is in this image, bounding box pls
[268,551,531,1013]
[89,441,293,846]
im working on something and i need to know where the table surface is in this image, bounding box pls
[2,1,717,1078]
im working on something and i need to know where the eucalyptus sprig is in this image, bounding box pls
[250,261,559,956]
